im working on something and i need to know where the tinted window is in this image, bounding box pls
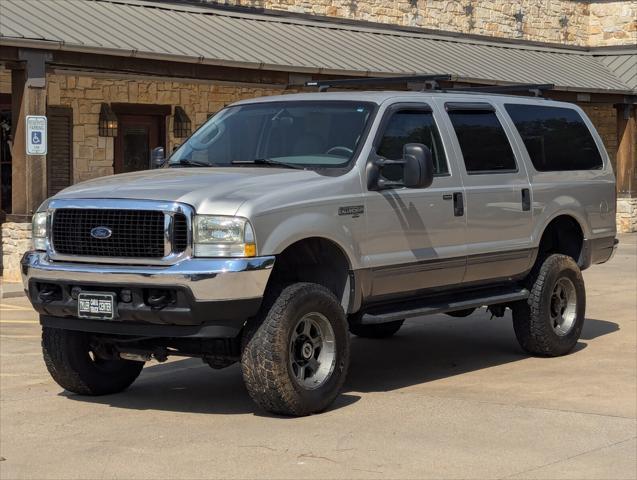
[448,109,517,173]
[377,110,448,181]
[505,104,602,171]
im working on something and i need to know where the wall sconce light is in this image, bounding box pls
[98,103,118,137]
[173,106,191,138]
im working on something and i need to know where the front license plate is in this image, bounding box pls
[78,292,116,320]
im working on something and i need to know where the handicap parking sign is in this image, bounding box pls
[26,115,47,155]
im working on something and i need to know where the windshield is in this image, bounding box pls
[168,101,375,168]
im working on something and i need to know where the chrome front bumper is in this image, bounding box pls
[21,251,275,302]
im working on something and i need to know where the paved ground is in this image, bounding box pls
[1,237,635,479]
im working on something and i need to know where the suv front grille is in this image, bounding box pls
[51,209,178,259]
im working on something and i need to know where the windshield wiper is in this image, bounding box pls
[170,158,211,167]
[231,159,306,170]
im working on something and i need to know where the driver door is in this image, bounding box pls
[360,103,467,301]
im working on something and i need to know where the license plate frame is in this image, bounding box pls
[77,292,117,320]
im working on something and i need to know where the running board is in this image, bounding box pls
[360,287,529,324]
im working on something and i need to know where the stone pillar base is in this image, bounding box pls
[617,198,637,233]
[1,222,32,282]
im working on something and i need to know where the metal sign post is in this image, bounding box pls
[26,115,47,155]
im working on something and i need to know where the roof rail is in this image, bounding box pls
[448,83,555,97]
[305,74,452,92]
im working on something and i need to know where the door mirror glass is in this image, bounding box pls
[402,143,434,189]
[150,146,165,169]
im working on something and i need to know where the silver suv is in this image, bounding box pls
[22,86,617,416]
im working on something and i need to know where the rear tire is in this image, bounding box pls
[42,327,144,395]
[241,283,350,416]
[512,254,586,357]
[349,320,404,338]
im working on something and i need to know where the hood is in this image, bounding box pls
[54,167,337,215]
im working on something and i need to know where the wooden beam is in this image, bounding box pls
[48,51,290,86]
[10,62,48,218]
[616,104,636,198]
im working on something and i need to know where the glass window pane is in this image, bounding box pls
[123,127,149,173]
[170,101,374,168]
[448,110,517,173]
[377,110,448,181]
[505,104,602,171]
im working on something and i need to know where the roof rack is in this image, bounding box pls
[447,83,555,97]
[304,74,555,97]
[305,74,452,92]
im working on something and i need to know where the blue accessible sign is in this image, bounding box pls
[26,115,47,155]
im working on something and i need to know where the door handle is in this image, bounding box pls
[453,192,464,217]
[521,188,531,211]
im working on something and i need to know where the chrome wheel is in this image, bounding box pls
[550,277,577,336]
[289,312,336,390]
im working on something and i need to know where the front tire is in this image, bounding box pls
[241,283,350,416]
[512,254,586,357]
[42,327,144,395]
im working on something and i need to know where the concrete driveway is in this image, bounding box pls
[1,236,635,479]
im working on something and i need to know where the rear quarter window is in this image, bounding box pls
[505,104,603,171]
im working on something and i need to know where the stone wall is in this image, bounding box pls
[589,1,637,46]
[49,73,286,183]
[200,0,636,47]
[1,222,31,282]
[617,198,637,233]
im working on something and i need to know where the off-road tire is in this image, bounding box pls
[241,283,350,416]
[512,254,586,357]
[349,320,404,338]
[42,327,144,395]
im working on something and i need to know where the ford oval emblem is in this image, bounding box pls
[90,226,112,239]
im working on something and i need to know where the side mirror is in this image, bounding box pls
[367,143,434,190]
[150,146,166,169]
[402,143,434,189]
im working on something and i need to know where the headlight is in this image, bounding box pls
[32,211,48,251]
[193,215,256,257]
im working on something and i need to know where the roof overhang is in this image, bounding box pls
[1,0,635,95]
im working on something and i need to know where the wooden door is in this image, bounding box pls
[114,114,164,174]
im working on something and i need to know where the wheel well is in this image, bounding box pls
[537,216,584,264]
[266,237,351,308]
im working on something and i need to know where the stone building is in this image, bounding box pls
[0,0,635,280]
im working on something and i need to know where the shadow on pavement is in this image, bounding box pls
[64,315,618,415]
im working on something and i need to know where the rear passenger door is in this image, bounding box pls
[442,101,533,283]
